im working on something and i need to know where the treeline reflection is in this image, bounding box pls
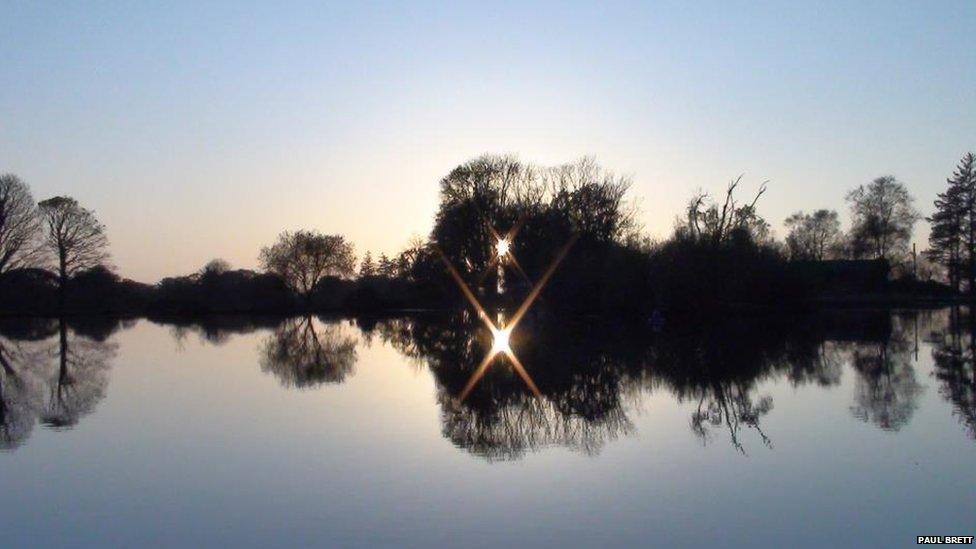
[362,310,936,459]
[1,310,974,458]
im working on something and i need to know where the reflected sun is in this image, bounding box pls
[495,238,510,258]
[490,326,512,355]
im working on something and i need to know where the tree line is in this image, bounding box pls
[0,152,973,317]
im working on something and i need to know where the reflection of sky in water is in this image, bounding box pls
[0,312,973,548]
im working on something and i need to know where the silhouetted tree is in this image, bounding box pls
[377,253,392,278]
[784,209,842,261]
[653,180,792,313]
[151,265,292,315]
[200,258,230,278]
[846,176,920,263]
[37,196,110,303]
[432,155,636,274]
[543,157,637,243]
[681,177,769,245]
[259,230,355,297]
[0,174,43,275]
[359,251,375,277]
[928,154,975,292]
[391,238,431,282]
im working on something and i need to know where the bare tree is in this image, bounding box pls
[259,230,355,296]
[0,174,43,274]
[846,176,920,263]
[682,176,769,245]
[543,157,638,243]
[37,196,110,295]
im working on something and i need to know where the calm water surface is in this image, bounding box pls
[0,310,973,548]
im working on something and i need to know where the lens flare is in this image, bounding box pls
[490,326,512,354]
[438,233,578,402]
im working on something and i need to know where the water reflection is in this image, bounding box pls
[849,339,923,432]
[365,311,927,458]
[2,309,974,458]
[163,315,283,346]
[929,308,976,439]
[42,319,115,428]
[0,318,115,449]
[259,316,358,388]
[364,314,641,459]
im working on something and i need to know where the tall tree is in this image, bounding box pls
[846,176,920,263]
[784,209,842,261]
[259,230,355,296]
[0,174,42,275]
[926,154,974,291]
[957,154,976,293]
[37,196,110,299]
[377,253,392,278]
[359,251,375,277]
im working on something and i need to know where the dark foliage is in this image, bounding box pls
[361,309,905,459]
[148,268,296,315]
[649,229,801,316]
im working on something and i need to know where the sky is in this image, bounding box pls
[2,1,974,283]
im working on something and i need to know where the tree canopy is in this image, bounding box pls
[0,174,42,275]
[37,196,110,284]
[784,209,842,261]
[846,176,920,263]
[259,230,355,295]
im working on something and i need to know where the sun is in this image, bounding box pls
[495,238,510,258]
[490,325,512,354]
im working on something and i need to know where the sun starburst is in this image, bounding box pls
[438,233,578,401]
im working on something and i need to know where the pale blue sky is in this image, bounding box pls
[2,1,974,282]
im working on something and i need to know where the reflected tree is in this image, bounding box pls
[372,315,639,460]
[259,316,358,388]
[438,387,634,461]
[0,318,114,448]
[930,307,976,439]
[649,324,782,453]
[849,322,923,431]
[0,336,45,449]
[689,383,773,453]
[42,319,115,428]
[369,312,899,457]
[785,340,846,388]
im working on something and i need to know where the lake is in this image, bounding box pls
[0,310,973,548]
